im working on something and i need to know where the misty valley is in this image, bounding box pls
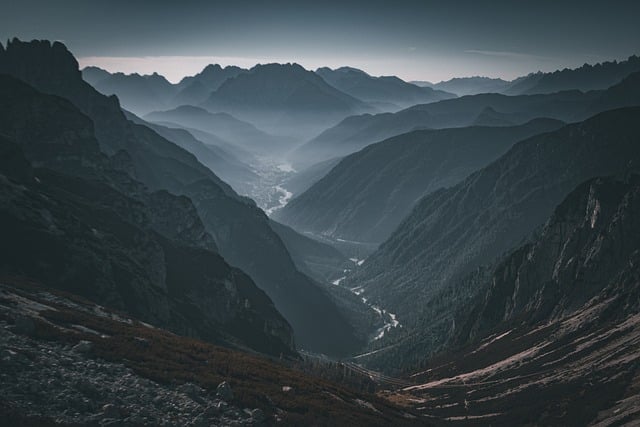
[1,11,640,425]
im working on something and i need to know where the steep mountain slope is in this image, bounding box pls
[203,63,370,137]
[124,111,258,195]
[276,119,564,245]
[81,67,177,115]
[144,105,289,155]
[413,76,511,96]
[316,67,454,110]
[293,73,640,165]
[282,157,342,196]
[0,38,361,357]
[0,74,294,356]
[269,220,349,283]
[508,54,640,95]
[458,175,640,345]
[392,175,640,425]
[173,64,246,106]
[81,65,111,85]
[347,107,640,363]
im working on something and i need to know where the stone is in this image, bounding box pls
[72,340,93,353]
[250,408,265,422]
[189,414,208,427]
[216,381,233,400]
[102,403,121,419]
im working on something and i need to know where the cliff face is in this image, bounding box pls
[392,176,640,425]
[0,74,295,356]
[459,175,640,343]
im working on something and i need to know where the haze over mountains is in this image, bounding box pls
[275,118,565,245]
[2,30,640,425]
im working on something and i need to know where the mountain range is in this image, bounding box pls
[0,38,364,357]
[3,33,640,425]
[291,72,640,166]
[412,55,640,97]
[346,107,640,370]
[275,118,565,246]
[0,73,294,356]
[317,66,455,110]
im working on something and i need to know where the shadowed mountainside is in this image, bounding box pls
[0,38,362,357]
[346,107,640,370]
[276,118,565,245]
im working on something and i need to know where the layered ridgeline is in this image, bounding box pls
[412,76,512,96]
[411,54,640,97]
[0,74,294,356]
[292,71,640,165]
[203,63,370,137]
[124,112,259,196]
[275,118,564,246]
[82,64,247,115]
[347,107,640,369]
[172,64,247,106]
[393,176,640,424]
[143,105,290,156]
[316,66,455,111]
[81,67,176,115]
[503,54,640,95]
[0,39,362,357]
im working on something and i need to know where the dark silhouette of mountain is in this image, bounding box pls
[0,73,294,356]
[507,55,640,95]
[346,107,640,369]
[203,63,371,137]
[316,66,455,110]
[173,64,247,106]
[391,177,640,424]
[144,105,290,155]
[413,76,511,96]
[0,38,362,357]
[125,111,259,195]
[293,74,640,166]
[81,67,177,115]
[275,118,564,245]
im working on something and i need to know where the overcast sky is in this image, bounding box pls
[1,0,639,82]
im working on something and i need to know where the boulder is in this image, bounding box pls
[216,381,233,400]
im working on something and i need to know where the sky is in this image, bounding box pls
[1,0,639,83]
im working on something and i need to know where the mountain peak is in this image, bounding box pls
[0,38,81,87]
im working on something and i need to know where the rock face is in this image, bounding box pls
[0,74,295,357]
[276,118,564,245]
[458,175,640,343]
[0,38,361,357]
[348,107,640,370]
[393,175,640,425]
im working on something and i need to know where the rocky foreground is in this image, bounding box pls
[0,280,418,426]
